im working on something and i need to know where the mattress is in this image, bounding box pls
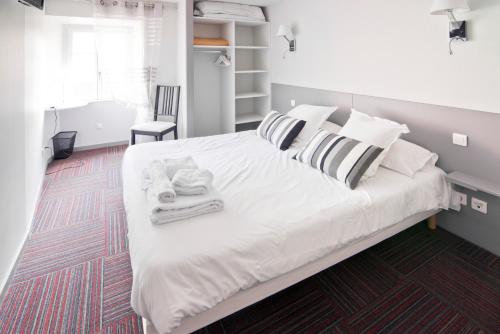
[122,131,451,333]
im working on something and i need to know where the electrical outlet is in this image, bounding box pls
[290,99,296,107]
[452,133,468,147]
[456,191,467,206]
[471,197,487,214]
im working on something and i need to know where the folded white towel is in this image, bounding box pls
[148,189,224,224]
[144,160,176,203]
[172,169,214,196]
[164,157,198,180]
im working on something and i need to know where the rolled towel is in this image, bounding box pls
[164,157,198,179]
[146,160,176,203]
[148,189,224,224]
[172,169,214,196]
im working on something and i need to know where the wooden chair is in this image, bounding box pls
[130,85,180,145]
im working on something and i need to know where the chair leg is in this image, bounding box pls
[159,134,163,141]
[174,128,178,140]
[131,131,136,145]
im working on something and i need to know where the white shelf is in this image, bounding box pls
[194,16,268,27]
[193,45,231,52]
[235,70,268,74]
[235,46,269,50]
[236,112,265,124]
[446,172,500,197]
[235,92,269,100]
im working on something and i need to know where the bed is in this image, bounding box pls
[122,130,451,334]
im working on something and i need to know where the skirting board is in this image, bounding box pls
[74,140,129,152]
[143,209,440,334]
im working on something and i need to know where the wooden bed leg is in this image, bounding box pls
[427,215,437,230]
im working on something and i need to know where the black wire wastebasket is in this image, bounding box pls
[52,131,77,160]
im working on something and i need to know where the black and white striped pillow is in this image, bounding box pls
[296,129,383,189]
[257,111,306,151]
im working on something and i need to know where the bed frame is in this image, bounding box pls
[142,210,439,334]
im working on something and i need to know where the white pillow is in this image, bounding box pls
[339,109,410,177]
[382,139,438,177]
[288,104,338,149]
[320,120,343,133]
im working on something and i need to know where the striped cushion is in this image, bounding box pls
[257,111,306,150]
[296,130,383,189]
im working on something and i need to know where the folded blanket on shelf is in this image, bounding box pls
[164,157,198,179]
[143,160,176,203]
[148,189,224,224]
[194,38,230,46]
[195,1,266,22]
[172,169,214,195]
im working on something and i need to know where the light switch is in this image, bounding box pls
[452,133,468,147]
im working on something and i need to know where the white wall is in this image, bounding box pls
[0,0,45,293]
[268,0,500,114]
[25,6,52,229]
[177,0,195,138]
[57,102,136,148]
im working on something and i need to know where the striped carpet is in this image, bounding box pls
[1,146,499,333]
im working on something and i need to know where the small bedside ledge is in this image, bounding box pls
[446,172,500,198]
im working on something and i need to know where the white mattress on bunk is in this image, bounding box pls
[122,131,451,333]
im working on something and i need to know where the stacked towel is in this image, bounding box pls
[172,169,214,195]
[143,156,224,224]
[144,160,176,203]
[164,157,198,179]
[148,189,224,225]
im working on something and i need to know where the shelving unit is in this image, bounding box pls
[192,16,270,134]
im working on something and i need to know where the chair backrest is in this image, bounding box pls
[154,85,181,124]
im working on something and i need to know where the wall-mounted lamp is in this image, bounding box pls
[277,25,296,58]
[430,0,470,55]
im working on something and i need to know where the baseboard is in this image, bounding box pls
[74,140,129,152]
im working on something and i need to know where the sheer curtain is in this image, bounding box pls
[92,0,165,124]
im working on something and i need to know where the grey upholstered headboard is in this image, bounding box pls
[272,83,500,183]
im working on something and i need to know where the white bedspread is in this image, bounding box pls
[122,131,451,334]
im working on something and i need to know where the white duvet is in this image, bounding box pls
[122,131,451,334]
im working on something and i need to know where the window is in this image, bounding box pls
[63,25,98,105]
[62,21,154,107]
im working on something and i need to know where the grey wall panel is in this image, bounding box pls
[272,83,500,256]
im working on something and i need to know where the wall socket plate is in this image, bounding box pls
[290,99,296,107]
[452,133,468,147]
[455,191,467,206]
[471,197,487,214]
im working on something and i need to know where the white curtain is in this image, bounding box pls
[92,0,165,124]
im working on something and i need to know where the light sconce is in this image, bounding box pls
[430,0,470,55]
[277,25,296,58]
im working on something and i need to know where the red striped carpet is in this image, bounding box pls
[1,145,499,333]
